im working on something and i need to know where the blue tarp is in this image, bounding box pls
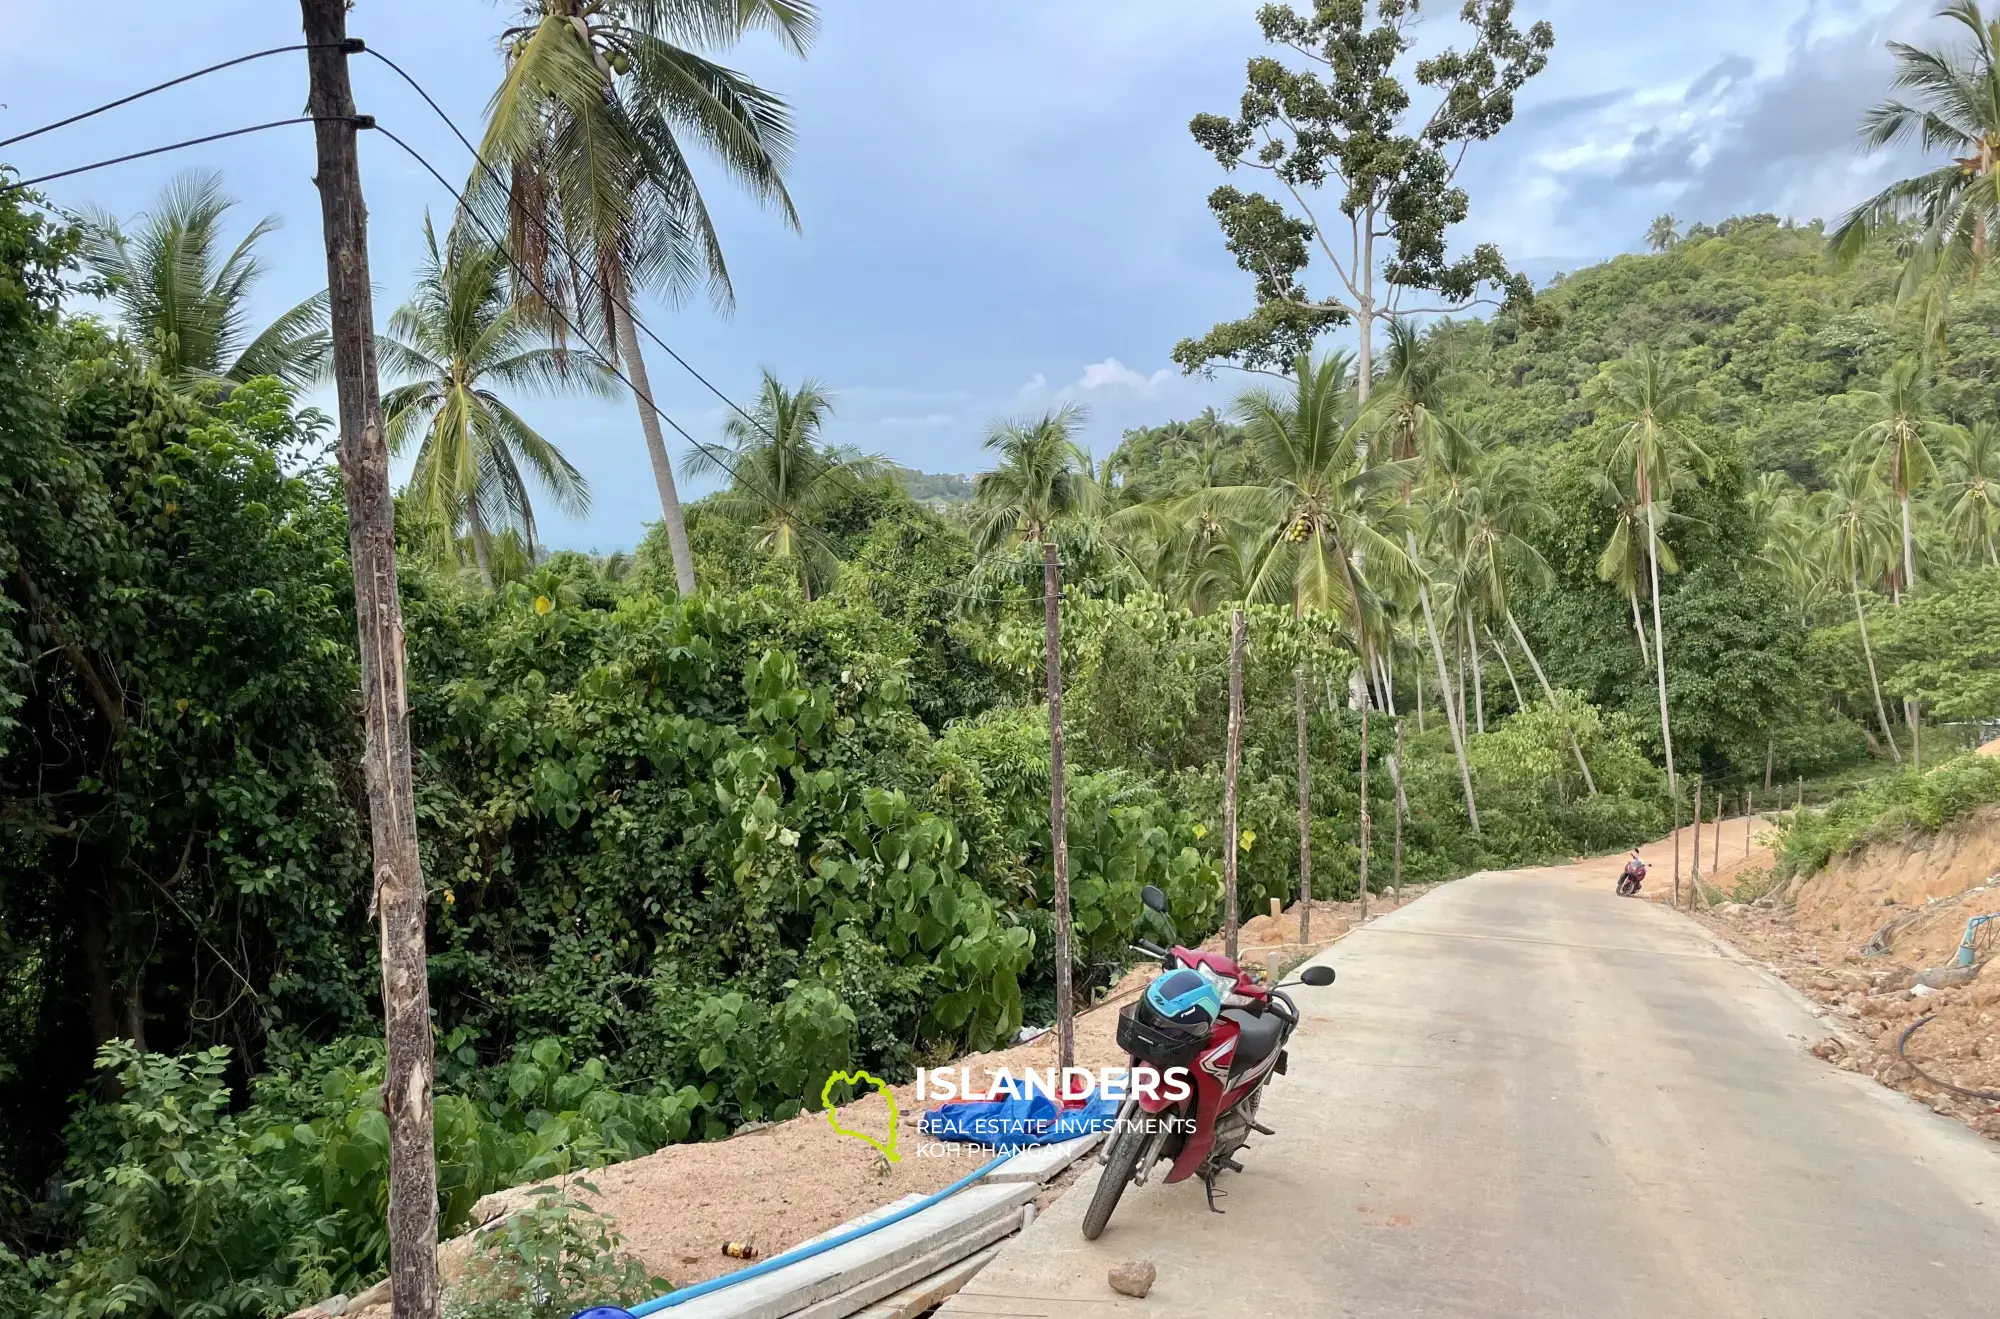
[921,1087,1123,1149]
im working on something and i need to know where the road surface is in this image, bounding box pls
[939,856,2000,1316]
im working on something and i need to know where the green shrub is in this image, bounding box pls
[444,1186,663,1319]
[1775,752,2000,879]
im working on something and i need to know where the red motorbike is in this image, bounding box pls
[1082,885,1335,1239]
[1616,851,1647,897]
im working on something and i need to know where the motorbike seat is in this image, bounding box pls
[1221,1007,1283,1079]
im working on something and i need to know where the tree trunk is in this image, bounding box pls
[1630,592,1651,669]
[1490,625,1527,711]
[1043,540,1073,1073]
[81,892,118,1048]
[614,302,695,595]
[1764,736,1773,791]
[1852,575,1902,763]
[1507,611,1597,796]
[1415,655,1425,733]
[301,12,440,1319]
[1454,618,1468,737]
[1355,207,1375,412]
[1469,622,1486,735]
[1295,665,1311,944]
[1224,609,1245,959]
[467,501,495,589]
[1382,645,1397,716]
[1643,492,1678,796]
[1391,720,1406,905]
[1358,691,1371,920]
[1410,543,1478,832]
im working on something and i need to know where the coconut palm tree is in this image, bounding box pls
[1646,214,1679,252]
[1451,442,1599,794]
[1594,347,1711,794]
[380,216,604,585]
[1367,317,1481,830]
[78,170,328,390]
[1593,471,1677,668]
[1940,419,2000,565]
[683,371,881,600]
[478,0,816,596]
[1848,357,1942,596]
[1816,466,1907,760]
[1830,1,2000,345]
[970,406,1104,557]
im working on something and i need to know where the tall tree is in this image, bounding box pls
[478,0,816,596]
[1218,353,1422,823]
[1830,0,2000,345]
[1817,465,1907,760]
[971,406,1100,1072]
[1594,347,1711,794]
[1941,419,2000,566]
[1369,319,1480,828]
[380,216,602,584]
[1593,470,1676,668]
[1646,214,1679,252]
[79,170,328,389]
[1848,358,1941,597]
[1177,0,1550,398]
[684,371,882,600]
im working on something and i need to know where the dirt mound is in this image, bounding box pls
[1789,805,2000,967]
[1691,805,2000,1149]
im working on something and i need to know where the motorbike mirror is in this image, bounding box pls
[1139,884,1168,914]
[1297,965,1336,987]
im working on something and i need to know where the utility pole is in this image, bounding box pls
[1295,664,1311,944]
[1224,609,1245,959]
[1043,539,1073,1073]
[299,6,438,1318]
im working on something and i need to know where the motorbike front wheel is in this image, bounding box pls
[1081,1113,1148,1240]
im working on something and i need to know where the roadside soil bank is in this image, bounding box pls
[1673,807,2000,1145]
[338,885,1430,1318]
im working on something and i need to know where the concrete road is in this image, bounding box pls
[939,859,2000,1317]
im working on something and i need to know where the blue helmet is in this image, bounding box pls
[1143,968,1222,1028]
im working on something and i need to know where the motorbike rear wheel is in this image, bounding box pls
[1081,1114,1147,1240]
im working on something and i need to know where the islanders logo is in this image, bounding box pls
[821,1069,901,1163]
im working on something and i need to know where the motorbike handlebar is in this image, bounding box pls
[1131,939,1167,960]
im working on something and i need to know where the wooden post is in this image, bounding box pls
[1671,787,1682,909]
[299,9,438,1318]
[1797,775,1805,823]
[1043,539,1073,1073]
[1224,608,1244,960]
[1295,664,1311,944]
[1358,691,1371,921]
[1745,788,1753,859]
[1691,775,1703,881]
[1391,720,1406,906]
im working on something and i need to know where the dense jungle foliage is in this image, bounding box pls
[5,197,2000,1319]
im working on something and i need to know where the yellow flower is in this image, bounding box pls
[534,595,554,616]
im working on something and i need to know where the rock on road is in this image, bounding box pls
[938,858,2000,1316]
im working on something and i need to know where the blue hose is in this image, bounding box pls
[589,1148,1016,1318]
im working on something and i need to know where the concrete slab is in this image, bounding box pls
[664,1180,1037,1319]
[786,1210,1023,1319]
[984,1132,1103,1183]
[845,1242,1005,1319]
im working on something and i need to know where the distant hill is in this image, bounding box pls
[892,466,974,504]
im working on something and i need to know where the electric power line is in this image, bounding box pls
[356,46,781,448]
[0,43,344,151]
[0,118,358,194]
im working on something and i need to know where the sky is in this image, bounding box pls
[0,0,1947,551]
